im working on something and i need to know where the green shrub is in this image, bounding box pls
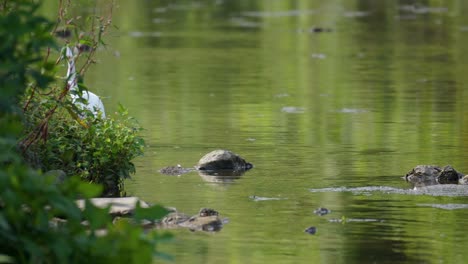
[16,0,144,197]
[24,104,145,197]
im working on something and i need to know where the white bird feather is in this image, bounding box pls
[65,46,106,118]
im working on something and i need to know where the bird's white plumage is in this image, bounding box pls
[65,46,106,118]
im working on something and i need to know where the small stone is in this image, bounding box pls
[198,208,219,217]
[314,207,331,216]
[460,175,468,185]
[304,226,317,235]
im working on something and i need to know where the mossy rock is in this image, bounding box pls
[197,150,253,171]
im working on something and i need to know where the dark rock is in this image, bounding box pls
[198,208,218,217]
[309,27,332,33]
[304,226,317,235]
[405,165,441,182]
[405,165,465,186]
[197,149,253,171]
[437,165,463,184]
[313,207,331,216]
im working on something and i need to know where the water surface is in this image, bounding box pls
[68,0,468,263]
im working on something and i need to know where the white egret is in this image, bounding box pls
[65,46,106,118]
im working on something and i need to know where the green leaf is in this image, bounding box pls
[48,194,82,220]
[82,199,111,230]
[76,182,102,199]
[133,203,170,222]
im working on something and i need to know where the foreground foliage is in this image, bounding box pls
[0,1,171,263]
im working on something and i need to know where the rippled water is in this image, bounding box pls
[62,0,468,263]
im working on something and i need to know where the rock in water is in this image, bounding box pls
[405,165,464,185]
[304,226,317,235]
[460,175,468,185]
[437,165,463,184]
[313,207,331,216]
[197,150,253,171]
[405,165,441,183]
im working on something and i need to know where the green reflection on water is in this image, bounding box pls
[43,0,468,263]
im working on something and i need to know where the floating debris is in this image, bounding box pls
[152,18,167,24]
[281,106,305,114]
[309,185,468,197]
[153,7,167,13]
[337,108,369,113]
[274,93,290,98]
[328,218,382,223]
[314,207,331,216]
[417,204,468,210]
[129,31,162,38]
[241,9,316,18]
[343,11,371,18]
[230,17,262,28]
[399,5,448,14]
[249,195,287,202]
[159,165,193,176]
[304,226,317,235]
[311,53,326,59]
[308,27,332,33]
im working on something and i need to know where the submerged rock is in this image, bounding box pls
[158,208,226,232]
[159,150,253,185]
[159,165,194,176]
[313,207,331,216]
[304,226,317,235]
[197,149,253,171]
[405,165,465,186]
[438,165,463,184]
[405,165,441,183]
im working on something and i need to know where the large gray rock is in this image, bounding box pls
[197,150,253,171]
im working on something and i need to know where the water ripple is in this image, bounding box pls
[309,185,468,197]
[417,203,468,210]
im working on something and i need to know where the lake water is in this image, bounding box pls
[72,0,468,263]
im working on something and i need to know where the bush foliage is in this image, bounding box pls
[0,1,171,263]
[24,102,145,197]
